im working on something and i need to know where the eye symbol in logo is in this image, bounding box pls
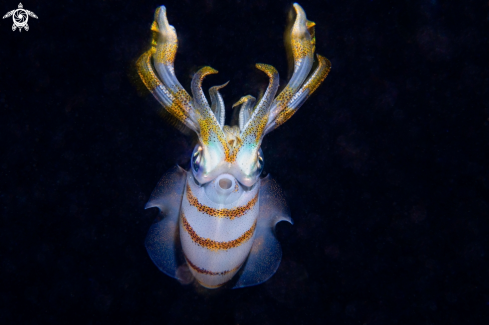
[2,3,38,32]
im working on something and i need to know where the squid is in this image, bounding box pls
[136,3,331,289]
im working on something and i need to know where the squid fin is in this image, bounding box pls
[233,175,292,288]
[144,166,187,280]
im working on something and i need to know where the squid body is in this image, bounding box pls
[137,3,330,289]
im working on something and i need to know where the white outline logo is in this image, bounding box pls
[3,3,38,32]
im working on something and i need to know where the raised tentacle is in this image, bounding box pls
[189,67,231,172]
[243,64,279,132]
[235,64,279,177]
[233,95,256,131]
[191,67,218,113]
[263,3,329,133]
[136,50,198,131]
[190,67,229,157]
[278,3,315,96]
[209,82,229,128]
[265,54,331,133]
[152,6,180,89]
[152,6,197,126]
[136,5,199,131]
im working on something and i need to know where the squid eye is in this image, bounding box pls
[192,146,202,172]
[256,152,264,175]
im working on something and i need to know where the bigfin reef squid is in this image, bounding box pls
[136,3,331,289]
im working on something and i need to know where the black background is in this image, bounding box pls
[2,0,489,324]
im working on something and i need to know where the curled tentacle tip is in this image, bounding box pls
[293,3,306,15]
[209,81,229,95]
[232,95,255,108]
[198,66,219,75]
[154,5,175,35]
[292,3,314,32]
[214,81,230,90]
[316,54,331,67]
[255,63,278,76]
[154,5,167,22]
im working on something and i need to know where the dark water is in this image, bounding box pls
[2,0,489,323]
